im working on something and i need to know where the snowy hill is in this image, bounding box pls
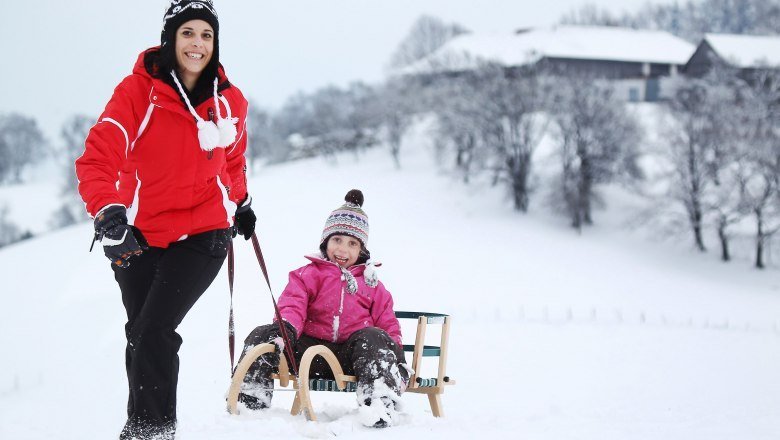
[1,140,779,439]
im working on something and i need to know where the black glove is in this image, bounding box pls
[233,197,256,240]
[94,205,146,268]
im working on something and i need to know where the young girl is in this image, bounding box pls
[237,189,411,428]
[76,2,255,438]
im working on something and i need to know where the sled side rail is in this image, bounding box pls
[226,343,291,415]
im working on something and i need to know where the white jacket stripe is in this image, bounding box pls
[101,117,129,158]
[226,119,246,155]
[216,175,237,227]
[126,171,141,225]
[131,104,155,151]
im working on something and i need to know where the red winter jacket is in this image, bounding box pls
[277,256,402,347]
[76,48,249,248]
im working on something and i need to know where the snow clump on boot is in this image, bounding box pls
[357,380,401,428]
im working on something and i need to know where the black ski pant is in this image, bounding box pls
[112,228,230,437]
[239,324,407,402]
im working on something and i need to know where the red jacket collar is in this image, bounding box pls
[132,47,231,112]
[304,254,382,275]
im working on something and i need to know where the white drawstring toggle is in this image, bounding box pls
[213,76,238,148]
[170,71,239,152]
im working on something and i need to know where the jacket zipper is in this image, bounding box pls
[207,107,215,160]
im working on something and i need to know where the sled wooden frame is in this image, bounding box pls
[226,311,455,421]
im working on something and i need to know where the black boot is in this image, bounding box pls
[237,390,270,410]
[119,419,175,440]
[237,329,286,410]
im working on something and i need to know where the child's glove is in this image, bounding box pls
[270,336,285,353]
[233,196,256,240]
[94,205,147,268]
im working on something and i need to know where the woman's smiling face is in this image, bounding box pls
[175,19,214,83]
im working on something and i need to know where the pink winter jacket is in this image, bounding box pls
[277,255,402,347]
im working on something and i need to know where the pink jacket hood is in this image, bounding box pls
[276,255,401,347]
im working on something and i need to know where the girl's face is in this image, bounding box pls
[325,235,361,268]
[175,19,214,82]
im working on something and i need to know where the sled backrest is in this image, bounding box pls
[395,311,453,389]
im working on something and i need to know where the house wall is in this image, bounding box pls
[539,57,682,80]
[611,79,649,102]
[684,41,719,77]
[408,56,685,103]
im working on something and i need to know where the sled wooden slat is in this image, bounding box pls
[309,378,358,392]
[402,344,441,356]
[226,311,455,421]
[395,311,448,324]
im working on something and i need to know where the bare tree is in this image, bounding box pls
[344,82,383,157]
[665,78,724,251]
[551,76,643,230]
[388,15,469,69]
[0,203,32,248]
[708,160,747,261]
[272,82,382,160]
[50,114,94,227]
[426,64,551,208]
[478,65,552,212]
[60,114,93,194]
[560,3,626,27]
[0,113,47,184]
[699,71,748,261]
[736,69,780,268]
[563,0,780,42]
[739,165,780,268]
[246,101,288,167]
[428,74,489,182]
[377,77,419,169]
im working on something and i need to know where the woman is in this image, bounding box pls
[75,1,256,438]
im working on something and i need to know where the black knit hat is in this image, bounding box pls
[161,1,219,49]
[154,1,221,105]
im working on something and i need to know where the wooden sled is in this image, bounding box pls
[226,311,455,421]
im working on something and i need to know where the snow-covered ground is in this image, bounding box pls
[1,134,779,439]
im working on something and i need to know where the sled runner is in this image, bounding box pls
[226,311,455,421]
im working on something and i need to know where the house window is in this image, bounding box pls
[645,78,660,102]
[629,87,640,102]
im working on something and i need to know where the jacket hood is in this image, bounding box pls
[304,254,381,291]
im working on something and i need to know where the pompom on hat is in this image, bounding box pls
[320,189,369,247]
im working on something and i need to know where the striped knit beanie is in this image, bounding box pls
[320,189,369,247]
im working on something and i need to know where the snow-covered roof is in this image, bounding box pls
[704,33,780,68]
[401,25,696,74]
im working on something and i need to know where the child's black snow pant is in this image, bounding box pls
[112,228,230,439]
[238,324,408,407]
